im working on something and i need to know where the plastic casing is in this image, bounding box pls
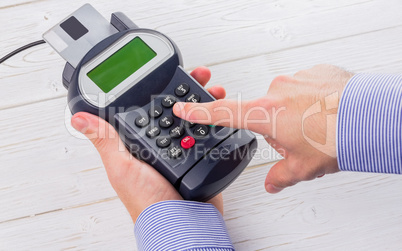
[62,13,257,201]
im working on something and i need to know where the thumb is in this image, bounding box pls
[71,112,136,179]
[265,160,298,194]
[173,98,271,135]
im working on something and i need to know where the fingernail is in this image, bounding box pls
[266,183,283,194]
[173,102,185,118]
[71,116,89,134]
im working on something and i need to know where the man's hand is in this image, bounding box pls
[173,64,354,193]
[71,67,226,223]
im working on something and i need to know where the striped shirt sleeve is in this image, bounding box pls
[134,200,234,251]
[337,73,402,174]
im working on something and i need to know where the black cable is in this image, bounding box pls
[0,40,46,64]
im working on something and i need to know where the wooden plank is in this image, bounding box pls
[1,162,401,250]
[0,0,45,10]
[0,96,275,223]
[2,23,402,222]
[3,20,402,110]
[2,0,402,109]
[0,197,137,250]
[211,25,402,102]
[224,165,402,250]
[2,1,402,249]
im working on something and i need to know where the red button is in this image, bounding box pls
[181,136,195,149]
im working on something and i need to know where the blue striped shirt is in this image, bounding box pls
[135,73,402,250]
[135,201,234,251]
[337,73,402,174]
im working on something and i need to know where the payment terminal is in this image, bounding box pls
[43,4,257,201]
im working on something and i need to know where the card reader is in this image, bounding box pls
[43,4,257,201]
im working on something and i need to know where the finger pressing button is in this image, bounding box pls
[162,95,176,108]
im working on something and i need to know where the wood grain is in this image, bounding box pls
[1,162,401,250]
[0,96,276,222]
[224,166,402,250]
[0,197,137,250]
[1,0,402,250]
[2,0,402,108]
[3,23,402,222]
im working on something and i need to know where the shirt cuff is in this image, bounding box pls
[337,73,402,174]
[134,200,234,251]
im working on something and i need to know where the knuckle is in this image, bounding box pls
[269,75,295,95]
[93,137,108,152]
[299,169,318,181]
[183,102,192,113]
[254,97,273,111]
[288,159,318,182]
[313,63,333,69]
[271,75,291,87]
[293,69,308,78]
[294,64,336,78]
[275,171,297,187]
[91,125,117,153]
[211,99,225,110]
[286,159,305,184]
[209,100,227,117]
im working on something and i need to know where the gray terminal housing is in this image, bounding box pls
[62,12,257,201]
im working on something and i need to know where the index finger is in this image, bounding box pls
[173,97,273,136]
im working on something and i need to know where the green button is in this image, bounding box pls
[209,125,216,127]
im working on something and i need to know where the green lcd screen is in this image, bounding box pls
[87,37,157,93]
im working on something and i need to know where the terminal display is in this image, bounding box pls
[87,37,157,93]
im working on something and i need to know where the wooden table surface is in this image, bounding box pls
[1,0,402,250]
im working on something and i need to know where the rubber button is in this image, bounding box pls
[146,126,160,138]
[156,136,171,148]
[181,136,195,149]
[175,83,190,97]
[159,116,174,128]
[170,126,185,138]
[161,95,176,108]
[186,93,200,103]
[168,145,183,159]
[135,115,149,128]
[149,105,163,118]
[193,125,209,138]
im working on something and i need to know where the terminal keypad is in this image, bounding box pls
[134,82,213,159]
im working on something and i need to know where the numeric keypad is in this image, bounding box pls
[134,82,214,158]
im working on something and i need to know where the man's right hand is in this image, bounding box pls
[173,64,354,193]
